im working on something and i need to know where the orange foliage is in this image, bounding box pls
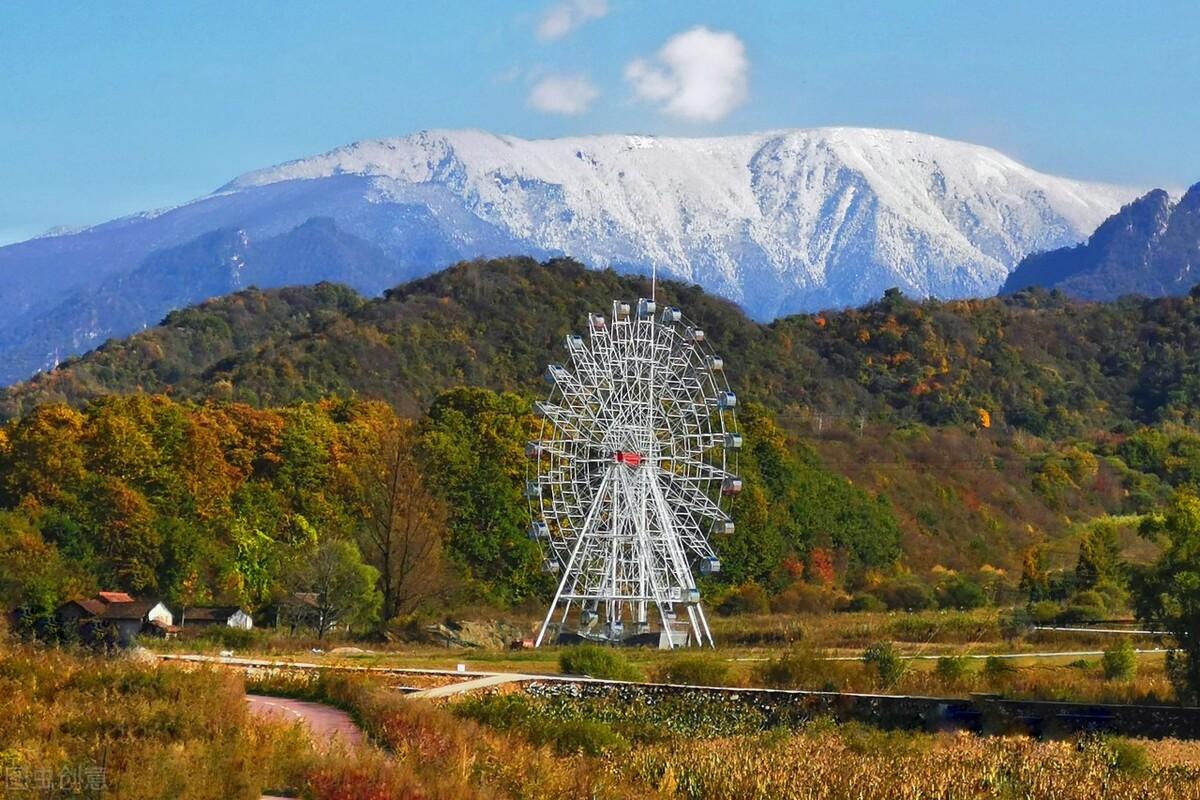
[808,547,835,586]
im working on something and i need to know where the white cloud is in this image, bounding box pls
[624,26,749,122]
[527,74,599,115]
[536,0,608,41]
[490,66,523,85]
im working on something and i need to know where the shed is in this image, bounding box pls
[55,598,107,627]
[93,600,174,645]
[182,606,253,630]
[56,595,173,647]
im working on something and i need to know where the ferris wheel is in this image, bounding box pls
[526,297,741,648]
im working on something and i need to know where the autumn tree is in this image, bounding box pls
[1019,545,1050,602]
[0,510,93,636]
[1075,522,1123,590]
[419,387,548,604]
[352,412,451,620]
[1132,490,1200,702]
[0,404,87,507]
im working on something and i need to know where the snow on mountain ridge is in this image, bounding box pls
[220,127,1134,316]
[0,126,1144,387]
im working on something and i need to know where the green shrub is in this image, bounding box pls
[1071,589,1108,610]
[753,646,829,689]
[847,594,887,613]
[717,582,771,616]
[862,641,906,689]
[1084,735,1150,776]
[874,580,935,612]
[983,656,1015,681]
[558,645,642,681]
[530,718,630,756]
[656,654,733,686]
[196,624,263,649]
[451,693,533,730]
[1109,739,1150,776]
[934,655,970,684]
[1027,600,1062,624]
[1093,580,1130,612]
[1057,603,1106,623]
[1102,639,1137,681]
[934,576,987,610]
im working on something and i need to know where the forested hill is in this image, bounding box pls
[5,256,1200,438]
[7,256,1200,597]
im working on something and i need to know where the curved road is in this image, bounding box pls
[246,694,364,748]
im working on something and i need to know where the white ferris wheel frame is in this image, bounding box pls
[526,294,741,648]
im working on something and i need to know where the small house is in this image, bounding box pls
[181,606,253,630]
[56,598,108,628]
[55,593,175,646]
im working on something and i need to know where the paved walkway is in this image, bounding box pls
[246,694,364,748]
[406,672,531,698]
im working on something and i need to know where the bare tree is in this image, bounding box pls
[357,419,450,620]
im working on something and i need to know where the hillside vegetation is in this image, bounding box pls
[5,257,1200,616]
[7,256,1200,432]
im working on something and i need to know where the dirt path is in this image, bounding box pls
[246,694,364,748]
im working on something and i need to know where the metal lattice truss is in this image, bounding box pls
[527,299,741,648]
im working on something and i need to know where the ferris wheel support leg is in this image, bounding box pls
[536,470,613,647]
[695,603,716,648]
[684,605,703,649]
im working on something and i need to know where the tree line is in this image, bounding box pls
[0,388,903,634]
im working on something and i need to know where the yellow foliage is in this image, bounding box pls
[860,569,886,590]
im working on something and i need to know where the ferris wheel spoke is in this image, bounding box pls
[656,470,729,522]
[535,401,606,446]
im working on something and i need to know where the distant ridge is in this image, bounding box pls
[1003,183,1200,299]
[0,127,1136,385]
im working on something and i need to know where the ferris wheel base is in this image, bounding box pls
[554,626,696,650]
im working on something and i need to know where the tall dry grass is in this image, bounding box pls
[0,643,315,799]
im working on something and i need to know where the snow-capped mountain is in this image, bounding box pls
[0,127,1136,385]
[223,127,1133,315]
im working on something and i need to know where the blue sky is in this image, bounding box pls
[2,0,1198,244]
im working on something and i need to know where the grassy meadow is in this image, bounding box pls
[244,669,1200,800]
[150,607,1176,706]
[4,604,1198,800]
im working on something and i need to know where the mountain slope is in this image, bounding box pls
[0,218,401,385]
[0,128,1135,385]
[8,256,1200,435]
[223,127,1132,315]
[1003,183,1200,299]
[10,257,1200,574]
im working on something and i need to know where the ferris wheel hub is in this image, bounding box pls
[612,451,643,468]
